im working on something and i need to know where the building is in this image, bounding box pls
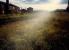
[0,1,5,14]
[0,1,20,14]
[21,7,33,13]
[9,4,20,14]
[21,9,27,13]
[27,7,33,13]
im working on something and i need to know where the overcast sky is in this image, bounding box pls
[0,0,68,11]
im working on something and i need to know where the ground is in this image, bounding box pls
[0,11,69,50]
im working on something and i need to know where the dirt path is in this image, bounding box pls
[0,12,54,50]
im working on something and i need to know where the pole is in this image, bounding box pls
[5,0,9,14]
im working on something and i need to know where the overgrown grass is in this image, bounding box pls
[0,13,35,25]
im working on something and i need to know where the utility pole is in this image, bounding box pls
[5,0,9,14]
[66,0,69,12]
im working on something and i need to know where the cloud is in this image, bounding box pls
[20,0,48,4]
[0,0,6,2]
[0,0,67,4]
[61,0,68,4]
[0,0,68,11]
[23,3,67,11]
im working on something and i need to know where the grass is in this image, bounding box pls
[0,13,35,25]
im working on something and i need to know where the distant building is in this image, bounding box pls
[21,9,27,13]
[27,7,33,13]
[0,1,20,14]
[21,7,33,13]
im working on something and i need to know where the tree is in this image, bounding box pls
[66,0,69,12]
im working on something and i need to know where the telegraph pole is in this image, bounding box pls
[5,0,9,14]
[66,0,69,12]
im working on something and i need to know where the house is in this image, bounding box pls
[27,7,33,13]
[0,1,20,14]
[21,9,27,13]
[21,7,33,13]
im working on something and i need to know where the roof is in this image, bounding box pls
[0,1,19,8]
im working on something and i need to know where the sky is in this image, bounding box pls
[0,0,68,11]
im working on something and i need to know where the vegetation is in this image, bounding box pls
[43,12,69,50]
